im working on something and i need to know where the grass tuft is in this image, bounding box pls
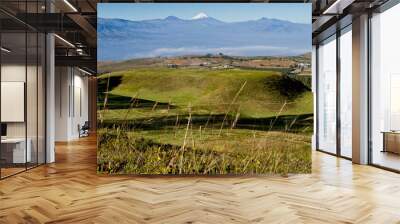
[97,128,311,175]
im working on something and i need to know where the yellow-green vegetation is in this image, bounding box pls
[97,128,311,175]
[98,67,313,118]
[127,127,311,153]
[97,66,313,175]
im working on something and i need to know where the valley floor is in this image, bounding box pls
[1,135,400,223]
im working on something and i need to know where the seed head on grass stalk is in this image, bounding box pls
[179,103,192,174]
[230,105,241,131]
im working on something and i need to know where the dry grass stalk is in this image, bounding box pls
[99,74,111,123]
[230,105,241,130]
[167,99,171,115]
[199,126,202,140]
[252,130,257,150]
[204,111,213,132]
[211,116,215,135]
[152,101,158,111]
[122,93,138,128]
[218,81,247,136]
[286,116,298,132]
[174,114,179,138]
[190,123,195,149]
[103,74,111,110]
[269,101,287,131]
[179,103,192,174]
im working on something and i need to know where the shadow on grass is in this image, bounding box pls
[263,74,310,100]
[98,95,175,110]
[99,113,313,133]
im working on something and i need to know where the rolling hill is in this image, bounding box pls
[98,67,313,118]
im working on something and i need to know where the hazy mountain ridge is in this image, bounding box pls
[98,15,311,61]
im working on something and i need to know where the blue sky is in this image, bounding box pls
[98,3,311,24]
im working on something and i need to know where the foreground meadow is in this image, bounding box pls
[97,66,313,175]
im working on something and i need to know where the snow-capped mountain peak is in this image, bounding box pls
[191,12,209,20]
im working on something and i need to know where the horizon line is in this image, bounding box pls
[98,15,309,25]
[98,52,312,63]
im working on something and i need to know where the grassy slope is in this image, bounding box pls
[97,67,313,174]
[98,67,312,118]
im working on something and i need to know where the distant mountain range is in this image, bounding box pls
[98,13,311,61]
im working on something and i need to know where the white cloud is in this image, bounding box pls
[146,45,308,57]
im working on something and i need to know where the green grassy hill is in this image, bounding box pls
[98,67,312,118]
[97,66,313,174]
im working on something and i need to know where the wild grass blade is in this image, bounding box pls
[219,81,247,136]
[179,103,192,174]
